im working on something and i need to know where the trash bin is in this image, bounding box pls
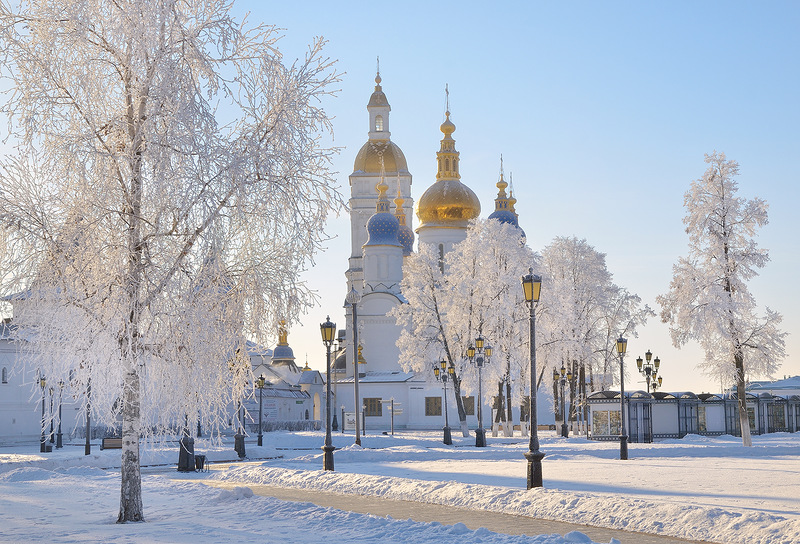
[195,454,206,471]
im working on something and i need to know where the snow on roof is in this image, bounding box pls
[337,371,415,384]
[749,375,800,391]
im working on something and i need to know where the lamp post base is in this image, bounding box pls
[524,450,545,488]
[322,444,335,471]
[332,414,338,432]
[443,426,452,445]
[56,432,63,449]
[257,433,263,447]
[475,428,486,448]
[619,435,628,460]
[234,433,246,459]
[177,436,195,472]
[561,423,569,438]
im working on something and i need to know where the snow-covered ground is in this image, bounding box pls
[1,430,798,543]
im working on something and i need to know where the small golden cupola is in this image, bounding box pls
[415,87,480,230]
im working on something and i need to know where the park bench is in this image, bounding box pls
[100,437,123,450]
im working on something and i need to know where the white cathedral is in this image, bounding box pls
[329,72,523,432]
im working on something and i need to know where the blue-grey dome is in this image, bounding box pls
[272,344,295,360]
[365,211,402,247]
[488,209,519,227]
[397,224,414,254]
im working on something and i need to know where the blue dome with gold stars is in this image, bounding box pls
[365,179,402,247]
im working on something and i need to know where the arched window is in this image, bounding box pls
[445,158,450,172]
[1,367,6,384]
[375,115,384,131]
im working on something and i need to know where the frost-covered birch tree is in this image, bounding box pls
[393,219,536,436]
[446,219,536,434]
[0,0,342,522]
[539,237,651,394]
[657,152,786,447]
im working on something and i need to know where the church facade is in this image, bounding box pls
[330,73,521,433]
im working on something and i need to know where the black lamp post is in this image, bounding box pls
[256,375,266,447]
[331,331,345,432]
[636,350,662,394]
[616,336,629,460]
[85,376,91,455]
[521,269,543,488]
[321,316,337,471]
[49,386,54,444]
[433,360,454,445]
[468,338,491,448]
[345,288,362,446]
[553,364,572,438]
[56,380,64,449]
[39,376,47,453]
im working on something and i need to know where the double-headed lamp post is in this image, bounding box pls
[468,338,491,448]
[553,364,574,438]
[433,360,455,445]
[521,270,543,488]
[636,350,662,394]
[321,316,337,471]
[255,375,266,447]
[616,336,629,460]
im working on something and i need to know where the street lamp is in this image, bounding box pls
[521,269,543,488]
[255,375,266,447]
[616,336,629,460]
[320,315,337,471]
[56,380,64,449]
[39,375,47,453]
[636,350,662,394]
[468,339,491,447]
[553,364,574,438]
[331,330,345,432]
[433,360,455,445]
[345,287,362,446]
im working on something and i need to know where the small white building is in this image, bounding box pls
[587,388,800,442]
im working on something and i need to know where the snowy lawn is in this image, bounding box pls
[1,430,798,543]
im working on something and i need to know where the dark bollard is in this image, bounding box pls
[177,435,195,472]
[234,433,246,459]
[475,428,486,448]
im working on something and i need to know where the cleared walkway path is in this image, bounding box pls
[180,475,710,544]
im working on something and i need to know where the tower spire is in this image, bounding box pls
[436,85,459,181]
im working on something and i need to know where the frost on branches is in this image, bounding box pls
[538,237,652,398]
[393,219,537,436]
[0,0,342,522]
[657,152,786,447]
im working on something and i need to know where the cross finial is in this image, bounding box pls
[445,83,450,114]
[377,56,380,77]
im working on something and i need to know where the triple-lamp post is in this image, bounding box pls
[467,338,491,448]
[320,316,337,471]
[552,364,574,438]
[636,350,662,394]
[433,360,455,445]
[616,336,629,460]
[255,374,266,447]
[521,270,543,488]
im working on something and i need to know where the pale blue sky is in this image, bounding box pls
[240,1,799,393]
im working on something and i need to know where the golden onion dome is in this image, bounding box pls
[416,179,481,229]
[353,140,408,174]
